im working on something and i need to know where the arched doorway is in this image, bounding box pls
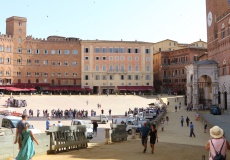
[198,75,212,106]
[185,60,219,109]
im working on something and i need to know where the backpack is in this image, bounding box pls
[211,139,226,160]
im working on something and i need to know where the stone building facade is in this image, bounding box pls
[81,40,154,94]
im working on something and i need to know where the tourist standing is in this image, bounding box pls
[189,122,195,137]
[31,110,33,118]
[86,100,88,105]
[101,109,104,114]
[140,123,150,153]
[15,123,39,160]
[195,112,200,121]
[205,126,230,159]
[92,121,98,137]
[186,116,190,127]
[46,117,51,130]
[14,114,29,149]
[57,121,62,127]
[37,110,40,117]
[109,109,111,116]
[149,124,158,154]
[180,116,184,127]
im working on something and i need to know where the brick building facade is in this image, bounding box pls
[206,0,230,109]
[154,47,207,94]
[1,16,82,92]
[0,16,154,94]
[0,34,14,85]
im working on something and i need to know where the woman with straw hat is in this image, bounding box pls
[205,126,230,160]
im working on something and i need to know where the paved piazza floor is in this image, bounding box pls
[0,94,158,143]
[1,94,229,159]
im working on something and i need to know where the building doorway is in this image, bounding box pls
[224,91,227,110]
[93,86,98,94]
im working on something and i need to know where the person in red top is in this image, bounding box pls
[205,126,230,160]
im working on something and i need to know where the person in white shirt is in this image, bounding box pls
[57,121,62,127]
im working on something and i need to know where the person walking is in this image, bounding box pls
[92,121,98,137]
[161,118,165,131]
[109,109,111,116]
[205,126,230,160]
[101,109,104,114]
[166,116,169,125]
[86,100,88,105]
[140,123,150,153]
[149,124,158,154]
[14,114,29,149]
[186,116,190,127]
[204,121,208,133]
[46,117,51,130]
[175,106,177,112]
[180,116,184,127]
[15,123,39,160]
[189,122,195,137]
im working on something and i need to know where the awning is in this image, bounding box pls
[27,88,36,91]
[4,87,32,92]
[46,86,84,91]
[117,86,127,90]
[5,87,22,91]
[0,87,5,90]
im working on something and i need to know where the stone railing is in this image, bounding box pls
[0,132,50,160]
[111,125,128,142]
[46,126,89,154]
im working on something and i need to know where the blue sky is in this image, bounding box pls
[0,0,207,43]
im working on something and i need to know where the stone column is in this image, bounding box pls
[105,128,110,144]
[204,83,210,100]
[212,83,219,105]
[186,85,192,107]
[192,83,198,109]
[131,127,136,139]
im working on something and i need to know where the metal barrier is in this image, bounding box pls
[111,125,128,142]
[46,126,89,154]
[149,111,166,128]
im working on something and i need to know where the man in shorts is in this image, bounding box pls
[140,123,150,153]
